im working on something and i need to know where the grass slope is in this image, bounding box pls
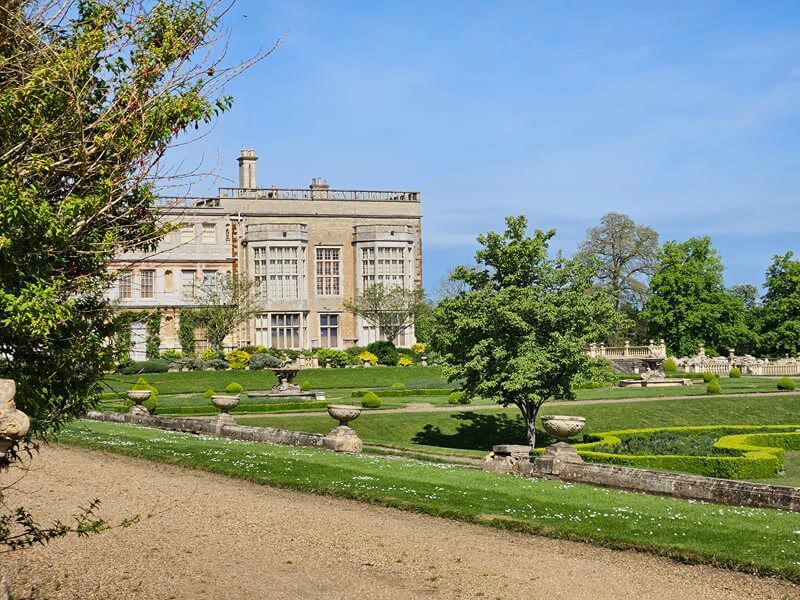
[57,420,800,582]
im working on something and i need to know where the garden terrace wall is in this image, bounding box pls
[85,411,327,449]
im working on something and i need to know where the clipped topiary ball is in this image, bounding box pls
[300,379,312,391]
[448,391,468,405]
[203,388,215,399]
[225,382,244,394]
[390,382,405,389]
[361,391,382,408]
[706,379,722,394]
[702,372,719,383]
[729,367,742,379]
[777,376,796,391]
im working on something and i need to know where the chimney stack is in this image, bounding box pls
[237,148,257,189]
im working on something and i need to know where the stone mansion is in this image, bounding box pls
[109,150,422,359]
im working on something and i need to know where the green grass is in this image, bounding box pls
[751,452,800,488]
[572,376,783,400]
[238,394,800,461]
[55,420,800,582]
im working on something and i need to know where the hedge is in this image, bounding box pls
[351,388,453,398]
[551,424,800,480]
[153,401,329,416]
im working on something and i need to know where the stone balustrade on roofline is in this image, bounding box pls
[587,340,667,360]
[218,187,420,203]
[154,196,220,208]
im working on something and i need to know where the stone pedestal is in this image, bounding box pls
[0,379,30,455]
[129,405,150,417]
[532,442,583,475]
[483,444,531,473]
[323,425,363,453]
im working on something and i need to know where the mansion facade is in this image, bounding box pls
[109,150,422,359]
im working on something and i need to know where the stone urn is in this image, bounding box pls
[540,415,586,443]
[212,394,239,427]
[126,389,152,417]
[324,404,363,453]
[0,379,30,455]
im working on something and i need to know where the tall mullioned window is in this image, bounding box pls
[140,270,154,299]
[319,314,339,347]
[315,247,340,296]
[253,247,268,297]
[271,313,301,348]
[268,246,299,300]
[362,246,405,289]
[118,271,132,299]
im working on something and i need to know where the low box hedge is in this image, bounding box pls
[351,388,453,398]
[553,424,800,480]
[154,401,329,416]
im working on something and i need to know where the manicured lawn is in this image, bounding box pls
[573,376,783,400]
[55,420,800,582]
[102,366,446,395]
[238,394,800,461]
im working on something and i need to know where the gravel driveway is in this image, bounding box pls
[1,446,797,599]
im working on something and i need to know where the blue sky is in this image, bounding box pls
[167,1,800,293]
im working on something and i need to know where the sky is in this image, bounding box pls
[165,1,800,293]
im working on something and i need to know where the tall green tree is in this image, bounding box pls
[642,237,754,356]
[759,252,800,356]
[0,0,272,435]
[577,212,659,310]
[192,273,261,357]
[430,216,623,447]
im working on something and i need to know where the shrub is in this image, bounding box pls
[706,379,722,394]
[225,382,244,394]
[702,372,719,383]
[203,389,215,399]
[117,359,170,374]
[729,367,742,378]
[572,358,620,389]
[361,391,382,408]
[390,382,406,389]
[411,342,426,355]
[131,377,158,412]
[357,351,378,365]
[777,376,796,391]
[205,358,228,370]
[315,348,355,368]
[663,357,678,372]
[175,356,206,371]
[367,341,399,366]
[345,346,366,357]
[225,350,251,370]
[300,379,312,391]
[250,353,284,370]
[397,356,413,367]
[448,391,469,404]
[201,349,217,361]
[240,345,269,355]
[160,349,182,360]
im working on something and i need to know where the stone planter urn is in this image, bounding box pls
[126,389,152,417]
[540,415,586,443]
[420,356,428,366]
[212,394,239,427]
[534,415,587,476]
[324,404,363,453]
[0,379,30,455]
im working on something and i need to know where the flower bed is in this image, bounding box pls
[543,425,800,480]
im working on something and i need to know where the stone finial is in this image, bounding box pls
[0,379,31,455]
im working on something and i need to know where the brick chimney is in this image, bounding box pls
[237,148,257,189]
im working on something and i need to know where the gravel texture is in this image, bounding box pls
[1,446,798,599]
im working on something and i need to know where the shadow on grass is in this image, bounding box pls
[411,411,557,451]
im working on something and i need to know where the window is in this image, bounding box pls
[253,247,268,298]
[181,270,196,297]
[319,314,339,348]
[180,225,195,243]
[362,246,405,289]
[164,270,174,293]
[271,313,301,348]
[141,270,155,299]
[315,248,340,296]
[118,271,132,299]
[201,270,217,294]
[201,223,216,244]
[268,246,299,300]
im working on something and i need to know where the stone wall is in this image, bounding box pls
[515,459,800,512]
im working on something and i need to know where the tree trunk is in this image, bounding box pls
[516,401,540,448]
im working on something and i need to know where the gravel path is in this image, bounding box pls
[1,447,798,599]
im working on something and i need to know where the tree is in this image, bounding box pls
[345,283,426,345]
[641,237,754,357]
[759,253,800,355]
[577,212,659,311]
[192,273,262,357]
[0,0,272,435]
[430,216,623,447]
